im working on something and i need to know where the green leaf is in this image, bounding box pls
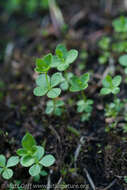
[29,164,41,176]
[51,72,64,87]
[0,167,3,174]
[66,50,78,64]
[33,86,48,96]
[112,87,120,94]
[20,156,35,167]
[39,155,55,167]
[16,148,27,156]
[119,55,127,66]
[0,155,6,167]
[55,44,67,59]
[45,100,54,114]
[36,74,50,87]
[40,170,48,176]
[57,63,69,71]
[100,88,111,95]
[80,73,90,83]
[51,56,61,68]
[112,75,122,87]
[102,75,112,88]
[47,88,61,98]
[33,146,44,160]
[60,81,68,90]
[22,133,36,150]
[7,156,19,168]
[2,168,13,179]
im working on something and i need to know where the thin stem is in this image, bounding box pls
[53,98,56,113]
[81,91,87,102]
[45,72,50,89]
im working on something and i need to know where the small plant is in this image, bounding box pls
[112,16,127,33]
[0,155,19,179]
[105,98,124,118]
[77,99,93,121]
[51,44,78,71]
[119,54,127,74]
[100,75,122,95]
[45,99,64,116]
[17,133,55,177]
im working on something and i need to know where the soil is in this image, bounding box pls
[0,1,127,190]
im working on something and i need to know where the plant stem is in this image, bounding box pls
[45,72,50,89]
[81,91,87,102]
[53,98,56,113]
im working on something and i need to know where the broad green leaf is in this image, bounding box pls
[80,73,90,83]
[45,100,54,114]
[60,81,68,90]
[51,56,61,68]
[33,86,48,96]
[47,88,61,98]
[40,170,48,176]
[57,64,69,71]
[102,75,112,88]
[0,155,6,167]
[119,55,127,66]
[112,75,122,87]
[100,88,111,95]
[112,87,120,94]
[7,156,19,168]
[33,146,44,160]
[29,164,41,176]
[36,74,50,87]
[55,44,67,59]
[16,148,27,156]
[56,100,64,107]
[20,156,35,167]
[22,133,36,150]
[39,155,55,167]
[2,168,13,179]
[112,16,127,32]
[66,50,78,64]
[51,72,64,87]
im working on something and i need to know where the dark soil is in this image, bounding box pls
[0,1,127,190]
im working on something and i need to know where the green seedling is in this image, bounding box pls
[100,75,122,95]
[69,73,89,92]
[119,54,127,74]
[33,72,64,98]
[98,52,110,64]
[0,155,19,179]
[98,36,111,51]
[112,16,127,33]
[112,41,127,53]
[77,99,93,121]
[105,98,124,118]
[17,133,55,177]
[51,44,78,71]
[45,99,64,116]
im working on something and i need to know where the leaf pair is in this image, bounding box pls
[100,75,122,95]
[0,155,19,179]
[51,44,78,71]
[69,73,90,92]
[33,72,64,98]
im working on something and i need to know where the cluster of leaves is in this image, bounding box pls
[0,133,55,180]
[105,98,124,118]
[100,75,122,95]
[33,44,91,120]
[77,99,93,121]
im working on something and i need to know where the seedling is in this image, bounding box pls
[17,133,55,177]
[112,16,127,33]
[77,99,93,121]
[69,73,89,92]
[45,99,64,116]
[51,44,78,71]
[105,98,124,118]
[100,75,122,95]
[119,54,127,74]
[0,155,19,179]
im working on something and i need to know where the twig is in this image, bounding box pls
[84,168,96,190]
[74,136,85,168]
[47,169,53,190]
[102,179,117,190]
[54,177,63,189]
[49,125,61,142]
